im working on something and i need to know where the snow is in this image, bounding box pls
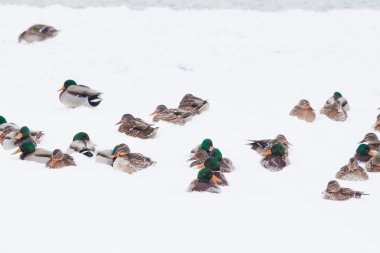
[1,6,380,253]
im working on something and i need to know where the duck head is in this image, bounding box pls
[58,79,77,92]
[0,116,6,125]
[73,132,90,142]
[347,157,359,171]
[261,143,286,156]
[116,114,135,125]
[358,133,379,144]
[356,144,375,157]
[211,148,223,161]
[111,143,130,157]
[150,105,167,117]
[333,92,343,99]
[49,149,64,167]
[298,99,312,110]
[197,168,221,183]
[201,138,214,152]
[112,146,131,158]
[12,141,36,155]
[15,126,31,140]
[326,180,341,193]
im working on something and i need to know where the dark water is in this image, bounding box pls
[1,0,379,10]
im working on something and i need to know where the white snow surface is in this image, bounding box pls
[1,6,380,253]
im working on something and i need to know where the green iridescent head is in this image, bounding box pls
[19,126,30,137]
[211,148,223,161]
[204,157,220,171]
[333,92,342,99]
[112,143,129,155]
[271,143,286,156]
[0,116,6,124]
[197,168,213,181]
[356,144,370,155]
[201,139,213,152]
[64,79,77,89]
[73,132,90,141]
[20,141,36,155]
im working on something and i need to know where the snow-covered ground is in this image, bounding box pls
[1,6,380,253]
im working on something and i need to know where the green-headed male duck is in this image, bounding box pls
[112,146,155,174]
[320,100,347,121]
[289,99,316,122]
[150,105,192,125]
[14,126,37,147]
[178,94,209,115]
[12,141,52,164]
[211,148,235,173]
[260,143,289,171]
[46,149,76,169]
[95,143,130,166]
[322,180,367,201]
[354,144,376,163]
[0,116,43,142]
[187,168,221,194]
[358,133,380,152]
[68,132,96,157]
[18,24,59,43]
[324,92,350,111]
[335,157,368,181]
[191,138,214,154]
[198,158,228,186]
[58,79,102,108]
[116,114,158,139]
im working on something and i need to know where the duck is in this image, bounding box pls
[335,157,368,181]
[358,133,380,151]
[0,115,43,142]
[46,149,76,169]
[0,115,17,134]
[0,125,18,149]
[198,157,228,186]
[354,144,375,163]
[210,148,235,173]
[14,126,38,147]
[372,114,380,132]
[188,149,209,167]
[324,91,350,111]
[322,180,367,201]
[365,153,380,172]
[260,143,289,172]
[289,99,316,122]
[116,114,158,139]
[178,94,209,115]
[18,24,59,43]
[320,100,348,121]
[248,134,290,155]
[12,141,52,164]
[58,79,102,108]
[190,138,214,154]
[187,168,221,194]
[112,146,155,174]
[68,132,96,157]
[95,143,129,166]
[150,105,192,125]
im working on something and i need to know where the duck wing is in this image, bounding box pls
[66,85,101,97]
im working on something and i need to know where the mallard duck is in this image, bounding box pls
[198,157,228,186]
[12,141,52,164]
[188,149,209,167]
[365,153,380,172]
[358,133,380,151]
[211,148,235,173]
[112,146,155,174]
[354,144,375,163]
[190,138,214,155]
[14,126,38,147]
[0,116,43,142]
[289,99,316,122]
[150,105,192,125]
[324,92,350,111]
[68,132,96,157]
[116,114,158,139]
[187,168,221,193]
[322,180,367,201]
[320,100,348,121]
[0,125,18,149]
[58,79,102,108]
[335,157,368,181]
[372,114,380,132]
[178,94,209,115]
[18,24,59,43]
[260,143,289,172]
[95,143,129,166]
[248,134,290,155]
[46,149,76,169]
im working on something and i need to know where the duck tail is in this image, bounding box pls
[88,95,102,107]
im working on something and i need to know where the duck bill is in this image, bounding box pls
[15,132,22,140]
[12,148,21,155]
[285,141,292,146]
[111,151,120,159]
[197,164,205,169]
[115,120,122,125]
[369,150,376,157]
[57,86,64,92]
[150,111,158,117]
[50,159,58,168]
[261,150,272,156]
[209,146,214,152]
[358,139,365,144]
[211,175,222,183]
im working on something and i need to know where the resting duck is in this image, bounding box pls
[95,143,129,166]
[0,116,43,142]
[178,94,209,115]
[46,149,76,169]
[335,157,368,181]
[188,149,209,167]
[112,146,155,174]
[320,100,347,121]
[12,141,52,164]
[150,105,192,125]
[187,168,221,194]
[68,132,96,157]
[359,133,380,152]
[260,143,289,172]
[354,144,375,163]
[191,138,214,154]
[211,148,235,173]
[324,92,350,111]
[116,114,158,139]
[373,114,380,132]
[289,99,316,122]
[322,180,367,201]
[58,79,102,108]
[198,158,228,186]
[18,24,59,43]
[248,134,290,155]
[0,125,18,149]
[365,153,380,172]
[14,126,38,147]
